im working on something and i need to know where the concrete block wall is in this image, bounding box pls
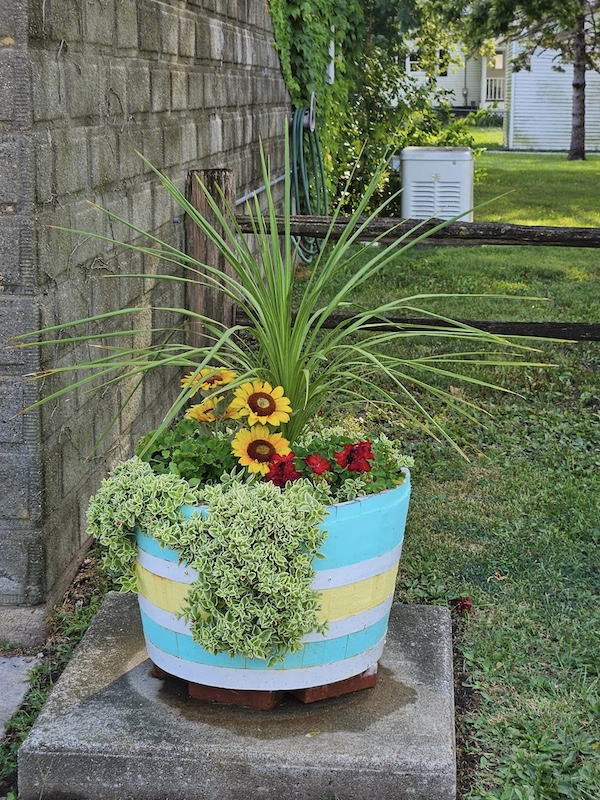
[0,0,290,643]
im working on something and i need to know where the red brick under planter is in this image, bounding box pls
[151,661,378,708]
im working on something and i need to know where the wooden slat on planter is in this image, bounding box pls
[236,214,600,248]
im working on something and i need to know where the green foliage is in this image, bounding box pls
[17,139,535,454]
[86,459,200,592]
[269,0,363,177]
[294,428,414,500]
[269,1,477,207]
[136,419,236,487]
[85,459,328,662]
[175,480,327,663]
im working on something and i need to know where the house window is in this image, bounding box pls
[493,50,504,71]
[408,49,448,76]
[408,51,423,72]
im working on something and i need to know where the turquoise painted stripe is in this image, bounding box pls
[137,474,411,571]
[139,608,389,671]
[136,530,182,563]
[318,478,410,568]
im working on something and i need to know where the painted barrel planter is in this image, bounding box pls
[135,469,411,691]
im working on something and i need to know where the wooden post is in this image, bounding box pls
[185,169,237,350]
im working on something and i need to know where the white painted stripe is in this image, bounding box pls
[311,544,403,589]
[137,542,402,590]
[144,637,386,690]
[136,549,198,584]
[137,592,394,643]
[302,594,394,642]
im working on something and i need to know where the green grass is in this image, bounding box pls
[307,149,600,799]
[391,341,600,800]
[470,126,504,151]
[475,151,600,227]
[0,551,111,800]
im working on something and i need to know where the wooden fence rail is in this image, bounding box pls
[236,215,600,249]
[235,213,600,341]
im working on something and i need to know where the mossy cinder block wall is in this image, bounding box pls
[0,0,290,643]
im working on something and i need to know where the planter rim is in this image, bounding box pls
[179,467,411,517]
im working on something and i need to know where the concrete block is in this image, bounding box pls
[160,7,179,56]
[150,67,171,113]
[0,295,39,366]
[129,181,153,237]
[137,3,160,53]
[188,70,204,110]
[106,63,128,124]
[170,68,188,112]
[0,605,46,648]
[0,51,17,126]
[0,520,43,604]
[0,135,27,206]
[126,65,151,115]
[69,201,108,266]
[19,596,456,800]
[0,378,25,444]
[0,216,23,289]
[53,129,88,196]
[209,19,225,61]
[88,128,119,191]
[32,129,55,205]
[195,18,211,59]
[45,0,84,43]
[85,0,115,46]
[118,128,145,182]
[116,2,139,50]
[181,121,198,165]
[179,15,196,59]
[0,1,28,45]
[163,124,182,168]
[66,60,104,121]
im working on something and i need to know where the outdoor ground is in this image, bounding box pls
[1,146,599,800]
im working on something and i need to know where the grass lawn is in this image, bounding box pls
[300,150,600,799]
[470,125,504,151]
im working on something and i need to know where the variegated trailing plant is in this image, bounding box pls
[14,128,548,660]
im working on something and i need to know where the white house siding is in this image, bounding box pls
[436,59,482,108]
[407,45,483,107]
[507,43,600,151]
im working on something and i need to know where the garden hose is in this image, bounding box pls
[290,98,329,263]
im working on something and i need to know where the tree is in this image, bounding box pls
[437,0,600,159]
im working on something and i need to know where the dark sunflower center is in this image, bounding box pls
[247,439,276,462]
[248,391,276,416]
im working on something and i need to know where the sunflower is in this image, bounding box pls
[185,398,217,423]
[231,425,291,475]
[228,380,292,427]
[180,368,237,397]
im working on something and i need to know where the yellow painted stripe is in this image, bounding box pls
[136,562,399,624]
[315,565,398,622]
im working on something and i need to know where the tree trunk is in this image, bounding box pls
[568,12,586,160]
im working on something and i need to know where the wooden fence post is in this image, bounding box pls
[185,169,237,350]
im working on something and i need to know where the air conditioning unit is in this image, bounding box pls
[401,147,474,222]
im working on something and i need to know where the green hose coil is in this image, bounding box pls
[290,105,329,264]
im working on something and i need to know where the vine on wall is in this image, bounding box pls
[269,1,478,211]
[269,0,364,182]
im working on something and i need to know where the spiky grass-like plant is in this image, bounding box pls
[15,134,543,452]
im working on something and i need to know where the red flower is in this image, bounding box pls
[334,440,375,473]
[453,596,473,615]
[305,453,331,475]
[266,452,302,487]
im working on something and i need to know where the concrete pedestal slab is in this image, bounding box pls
[18,593,456,800]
